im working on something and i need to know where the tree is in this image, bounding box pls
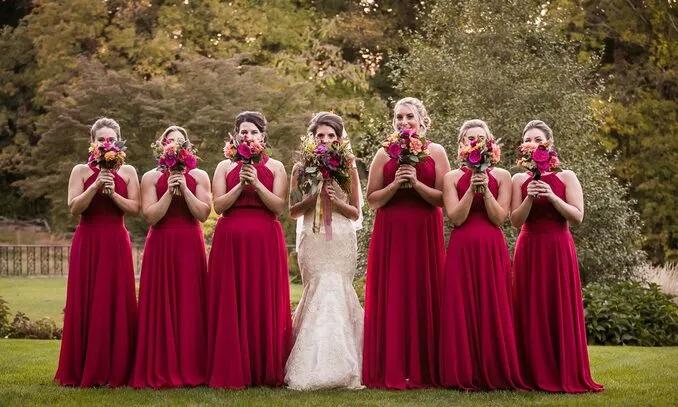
[550,0,678,264]
[356,0,645,283]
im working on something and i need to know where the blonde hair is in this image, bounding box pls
[158,125,189,144]
[392,97,431,134]
[89,117,121,141]
[522,120,554,143]
[457,119,493,153]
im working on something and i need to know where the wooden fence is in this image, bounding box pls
[0,244,296,277]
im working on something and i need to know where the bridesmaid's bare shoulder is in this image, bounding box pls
[266,157,287,176]
[140,169,162,190]
[117,164,139,183]
[215,159,236,175]
[512,172,531,185]
[188,168,209,181]
[491,167,512,182]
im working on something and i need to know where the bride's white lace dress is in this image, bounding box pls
[285,184,364,390]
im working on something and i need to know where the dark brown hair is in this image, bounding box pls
[234,111,267,137]
[308,112,344,138]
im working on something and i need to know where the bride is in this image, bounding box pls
[285,112,364,390]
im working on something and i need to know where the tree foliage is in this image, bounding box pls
[356,0,645,282]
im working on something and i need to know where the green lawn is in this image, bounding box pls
[0,277,66,324]
[0,277,305,328]
[0,341,676,406]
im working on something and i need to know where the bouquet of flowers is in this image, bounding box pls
[458,138,501,193]
[88,139,127,194]
[152,139,199,195]
[223,135,266,184]
[382,128,430,188]
[515,141,560,180]
[294,137,353,239]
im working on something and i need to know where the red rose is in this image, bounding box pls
[237,143,253,159]
[387,143,402,159]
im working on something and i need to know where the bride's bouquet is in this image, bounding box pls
[293,137,353,239]
[88,139,127,194]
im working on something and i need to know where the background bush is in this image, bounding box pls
[584,282,678,346]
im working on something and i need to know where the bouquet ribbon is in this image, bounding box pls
[312,179,333,240]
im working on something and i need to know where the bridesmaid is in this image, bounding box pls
[439,120,527,391]
[55,117,140,387]
[129,126,211,388]
[511,120,603,393]
[206,111,292,388]
[363,97,450,389]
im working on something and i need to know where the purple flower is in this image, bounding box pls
[315,144,329,155]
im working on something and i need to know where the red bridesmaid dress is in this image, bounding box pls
[55,164,137,387]
[513,172,603,393]
[439,167,527,391]
[206,156,292,388]
[362,157,444,389]
[129,171,207,388]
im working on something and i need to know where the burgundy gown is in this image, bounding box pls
[513,172,603,393]
[129,171,207,388]
[363,157,444,389]
[55,164,137,387]
[439,167,527,391]
[206,156,292,388]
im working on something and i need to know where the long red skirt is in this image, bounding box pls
[206,208,292,388]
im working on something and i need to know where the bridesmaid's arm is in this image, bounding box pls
[67,164,105,216]
[540,170,584,225]
[366,149,403,210]
[409,143,450,207]
[110,165,140,216]
[212,160,243,215]
[483,168,511,226]
[510,173,534,228]
[248,159,288,216]
[289,163,318,219]
[443,169,474,226]
[327,167,361,221]
[180,169,212,222]
[140,171,172,225]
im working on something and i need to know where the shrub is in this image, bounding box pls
[0,297,11,336]
[584,281,678,346]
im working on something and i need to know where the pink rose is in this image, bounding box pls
[400,128,416,137]
[237,143,253,160]
[163,156,177,169]
[184,154,197,170]
[387,143,402,159]
[532,146,550,164]
[468,149,482,165]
